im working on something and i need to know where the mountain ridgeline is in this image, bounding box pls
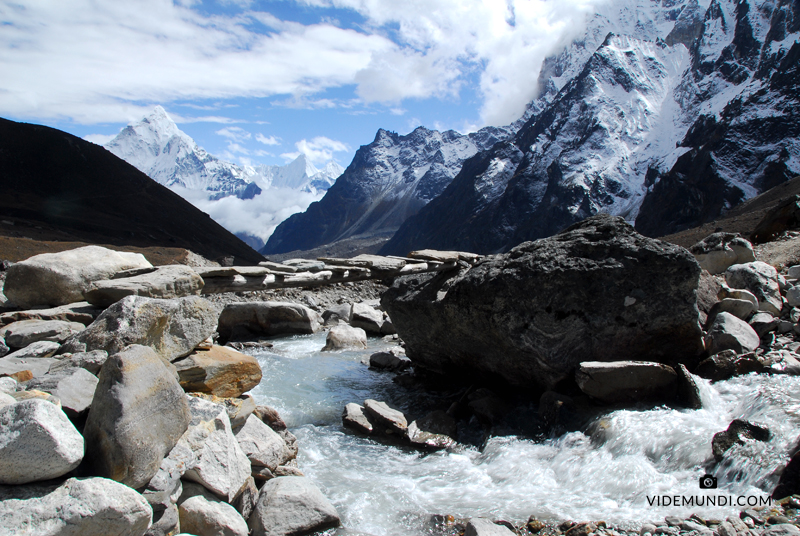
[383,0,800,255]
[262,0,800,257]
[106,106,344,201]
[261,125,514,255]
[0,118,265,265]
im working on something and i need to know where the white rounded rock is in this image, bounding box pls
[0,399,84,485]
[725,262,782,315]
[0,476,152,536]
[322,324,367,351]
[179,487,249,536]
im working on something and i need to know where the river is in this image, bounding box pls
[247,331,800,535]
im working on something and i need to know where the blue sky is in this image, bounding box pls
[0,0,601,169]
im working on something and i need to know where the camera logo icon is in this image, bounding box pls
[699,474,718,489]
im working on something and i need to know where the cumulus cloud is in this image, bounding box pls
[1,0,605,128]
[300,0,604,125]
[216,126,252,143]
[281,136,349,166]
[172,185,324,242]
[256,133,281,146]
[0,0,393,124]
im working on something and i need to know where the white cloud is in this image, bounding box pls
[281,136,349,166]
[83,133,117,145]
[216,126,252,143]
[0,0,604,128]
[299,0,604,125]
[256,133,281,146]
[172,185,324,242]
[0,0,393,124]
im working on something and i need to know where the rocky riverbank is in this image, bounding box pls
[2,216,800,535]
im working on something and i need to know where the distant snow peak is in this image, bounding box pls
[105,106,344,201]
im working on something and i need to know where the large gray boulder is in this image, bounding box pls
[0,399,84,484]
[82,345,191,489]
[725,262,783,316]
[84,265,204,307]
[247,476,340,536]
[705,312,761,355]
[60,295,218,362]
[179,397,251,502]
[382,215,704,390]
[3,340,61,359]
[235,414,292,472]
[25,366,99,417]
[0,476,152,536]
[0,319,84,348]
[217,302,322,343]
[575,361,678,404]
[3,245,152,308]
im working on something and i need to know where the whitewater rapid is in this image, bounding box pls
[247,331,800,536]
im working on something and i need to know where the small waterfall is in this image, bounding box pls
[247,332,800,536]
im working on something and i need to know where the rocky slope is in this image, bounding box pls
[261,125,513,255]
[0,117,264,265]
[382,0,800,255]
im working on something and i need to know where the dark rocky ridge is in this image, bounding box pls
[0,118,263,265]
[262,126,510,256]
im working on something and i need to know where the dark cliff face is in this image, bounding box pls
[0,118,264,264]
[636,1,800,236]
[261,126,511,256]
[383,0,800,255]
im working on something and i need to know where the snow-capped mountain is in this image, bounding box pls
[261,124,513,255]
[256,155,344,193]
[105,106,261,200]
[382,0,800,255]
[103,106,345,251]
[105,107,343,199]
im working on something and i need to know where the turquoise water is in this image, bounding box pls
[247,332,800,535]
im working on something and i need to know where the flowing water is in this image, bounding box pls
[247,332,800,535]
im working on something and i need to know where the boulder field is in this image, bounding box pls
[5,219,800,533]
[0,246,346,536]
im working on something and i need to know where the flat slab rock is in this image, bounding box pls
[465,518,516,536]
[575,361,678,403]
[0,319,84,348]
[0,301,102,328]
[382,214,704,390]
[84,264,204,307]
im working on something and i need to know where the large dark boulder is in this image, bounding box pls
[381,214,704,390]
